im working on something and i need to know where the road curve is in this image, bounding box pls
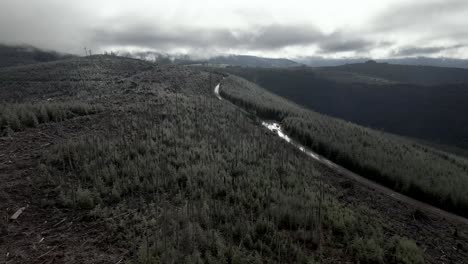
[214,83,223,100]
[214,82,468,226]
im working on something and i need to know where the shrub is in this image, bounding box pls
[388,236,425,264]
[350,237,384,263]
[0,102,101,134]
[76,188,95,209]
[37,71,427,263]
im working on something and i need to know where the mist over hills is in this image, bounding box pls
[125,50,468,69]
[126,51,468,69]
[0,44,75,68]
[4,43,468,70]
[207,55,299,68]
[120,51,301,68]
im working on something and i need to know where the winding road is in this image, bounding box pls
[214,83,222,100]
[214,81,468,225]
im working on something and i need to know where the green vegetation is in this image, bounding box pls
[39,97,343,262]
[388,236,425,264]
[221,75,468,216]
[0,102,101,134]
[350,237,384,263]
[0,56,438,262]
[30,66,423,262]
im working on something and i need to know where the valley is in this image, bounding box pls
[223,65,468,152]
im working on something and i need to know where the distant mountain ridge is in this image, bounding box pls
[77,46,468,69]
[297,56,468,69]
[324,61,468,86]
[0,44,75,68]
[4,43,468,71]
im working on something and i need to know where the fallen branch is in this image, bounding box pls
[10,206,26,220]
[52,217,67,227]
[36,245,58,260]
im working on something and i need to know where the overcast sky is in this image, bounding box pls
[1,0,467,58]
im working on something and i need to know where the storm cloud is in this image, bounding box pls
[91,24,324,51]
[316,31,380,53]
[0,0,467,58]
[91,23,383,56]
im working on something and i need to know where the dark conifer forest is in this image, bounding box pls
[223,66,468,153]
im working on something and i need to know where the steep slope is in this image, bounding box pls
[1,57,467,263]
[220,74,468,215]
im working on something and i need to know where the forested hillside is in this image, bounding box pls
[223,66,468,152]
[1,56,467,263]
[220,75,468,217]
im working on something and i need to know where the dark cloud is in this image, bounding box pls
[250,24,324,49]
[91,24,325,51]
[318,38,374,53]
[316,31,388,53]
[92,23,377,54]
[392,45,465,56]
